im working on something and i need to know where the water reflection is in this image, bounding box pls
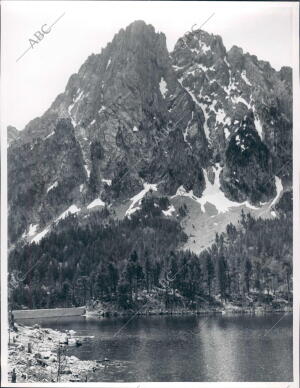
[19,313,293,382]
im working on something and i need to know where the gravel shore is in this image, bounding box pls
[8,323,98,383]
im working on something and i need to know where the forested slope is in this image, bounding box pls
[9,193,292,311]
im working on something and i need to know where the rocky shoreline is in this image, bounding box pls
[85,299,293,318]
[87,308,293,318]
[8,304,292,383]
[8,323,99,383]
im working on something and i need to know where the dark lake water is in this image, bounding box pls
[20,313,293,382]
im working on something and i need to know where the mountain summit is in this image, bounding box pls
[8,21,292,248]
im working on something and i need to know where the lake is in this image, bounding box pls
[19,313,293,382]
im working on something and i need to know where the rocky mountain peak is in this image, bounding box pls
[173,28,226,69]
[171,26,292,210]
[8,21,212,243]
[7,22,292,247]
[121,19,166,45]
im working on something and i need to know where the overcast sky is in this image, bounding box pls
[1,1,297,131]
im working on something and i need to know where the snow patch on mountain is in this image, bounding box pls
[254,113,263,139]
[84,165,90,178]
[102,179,112,186]
[68,90,84,116]
[106,58,111,70]
[197,64,209,72]
[200,42,210,54]
[31,226,50,244]
[47,181,58,193]
[216,109,226,124]
[241,70,252,86]
[28,224,38,237]
[173,164,259,213]
[126,183,158,217]
[224,62,237,94]
[183,112,194,147]
[70,118,77,127]
[181,85,210,139]
[22,223,38,239]
[270,176,283,208]
[232,95,251,109]
[198,103,210,139]
[224,127,230,139]
[98,106,106,114]
[172,64,184,70]
[87,198,105,209]
[74,90,84,104]
[162,205,176,216]
[44,131,55,140]
[67,90,85,127]
[235,134,241,144]
[159,77,168,98]
[31,205,81,244]
[68,103,74,116]
[56,205,80,222]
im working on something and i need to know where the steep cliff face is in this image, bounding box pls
[8,21,211,242]
[8,21,292,246]
[171,29,292,201]
[221,112,274,203]
[8,119,86,242]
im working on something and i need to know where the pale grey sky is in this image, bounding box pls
[1,1,297,131]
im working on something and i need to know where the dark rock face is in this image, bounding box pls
[171,28,292,197]
[7,21,292,243]
[8,119,86,242]
[221,112,275,203]
[8,21,210,242]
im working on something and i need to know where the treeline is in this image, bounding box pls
[9,194,292,310]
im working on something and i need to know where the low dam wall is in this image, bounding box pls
[12,306,86,319]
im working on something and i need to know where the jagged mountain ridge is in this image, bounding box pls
[8,20,292,246]
[171,29,292,202]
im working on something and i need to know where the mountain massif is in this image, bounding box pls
[8,21,293,311]
[7,21,293,311]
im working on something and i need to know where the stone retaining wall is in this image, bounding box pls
[12,307,86,319]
